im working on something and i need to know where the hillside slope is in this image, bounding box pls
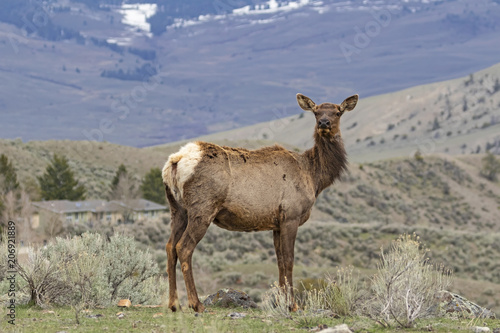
[186,62,500,163]
[1,139,498,233]
[0,138,294,198]
[1,138,499,312]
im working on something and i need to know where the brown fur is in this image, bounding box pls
[163,93,358,312]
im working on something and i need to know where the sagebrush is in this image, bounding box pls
[368,233,452,328]
[1,232,168,309]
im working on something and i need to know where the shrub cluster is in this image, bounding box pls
[263,234,452,329]
[1,232,167,310]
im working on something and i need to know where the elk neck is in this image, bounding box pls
[302,129,348,197]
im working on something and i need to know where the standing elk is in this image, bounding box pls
[162,93,358,312]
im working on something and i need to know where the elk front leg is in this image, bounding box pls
[166,208,188,312]
[273,230,286,287]
[277,220,299,312]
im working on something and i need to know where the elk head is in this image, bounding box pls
[296,94,358,137]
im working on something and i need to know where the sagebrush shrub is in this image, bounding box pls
[261,281,295,320]
[4,232,167,308]
[369,233,452,328]
[323,266,362,317]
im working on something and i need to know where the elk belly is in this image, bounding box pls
[213,206,279,232]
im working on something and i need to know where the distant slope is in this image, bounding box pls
[0,138,296,199]
[2,139,499,234]
[1,0,500,146]
[1,138,499,312]
[185,62,500,163]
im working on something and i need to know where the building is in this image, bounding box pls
[31,199,168,227]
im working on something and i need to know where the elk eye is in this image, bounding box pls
[336,112,341,117]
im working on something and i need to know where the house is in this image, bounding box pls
[111,199,168,221]
[31,199,167,227]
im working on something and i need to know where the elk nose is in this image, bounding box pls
[318,119,330,129]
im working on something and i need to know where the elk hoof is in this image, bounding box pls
[190,302,206,313]
[169,300,181,312]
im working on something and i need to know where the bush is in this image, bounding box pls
[261,282,295,320]
[5,232,167,312]
[480,152,500,181]
[323,266,363,317]
[368,234,452,328]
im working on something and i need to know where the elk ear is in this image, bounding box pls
[296,94,316,112]
[340,94,358,112]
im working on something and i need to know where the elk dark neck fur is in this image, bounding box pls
[303,129,348,197]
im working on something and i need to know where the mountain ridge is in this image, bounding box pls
[173,61,500,163]
[1,0,500,146]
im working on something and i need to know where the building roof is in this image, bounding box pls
[111,199,167,212]
[32,199,167,214]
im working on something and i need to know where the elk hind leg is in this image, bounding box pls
[176,208,218,312]
[165,190,188,312]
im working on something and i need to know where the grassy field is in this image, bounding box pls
[3,305,500,333]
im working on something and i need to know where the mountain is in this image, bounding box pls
[186,62,500,163]
[1,0,500,146]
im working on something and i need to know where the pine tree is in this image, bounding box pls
[110,164,128,193]
[37,154,86,201]
[140,167,165,205]
[109,164,137,201]
[481,152,500,181]
[0,154,20,195]
[431,117,440,131]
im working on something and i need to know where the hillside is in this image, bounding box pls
[1,0,500,146]
[186,62,500,163]
[0,138,295,198]
[1,137,500,312]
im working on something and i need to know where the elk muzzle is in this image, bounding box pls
[318,118,330,129]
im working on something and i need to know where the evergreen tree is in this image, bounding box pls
[0,154,20,195]
[37,154,86,201]
[111,164,128,192]
[109,164,138,201]
[431,117,440,131]
[140,167,165,205]
[481,152,500,182]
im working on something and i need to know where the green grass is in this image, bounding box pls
[2,305,500,333]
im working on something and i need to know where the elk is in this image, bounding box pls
[162,93,358,312]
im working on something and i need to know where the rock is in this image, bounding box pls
[118,299,132,307]
[42,310,55,315]
[318,324,353,333]
[432,291,496,319]
[86,314,103,319]
[228,312,246,319]
[309,324,328,332]
[472,327,490,333]
[203,288,258,309]
[116,312,125,319]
